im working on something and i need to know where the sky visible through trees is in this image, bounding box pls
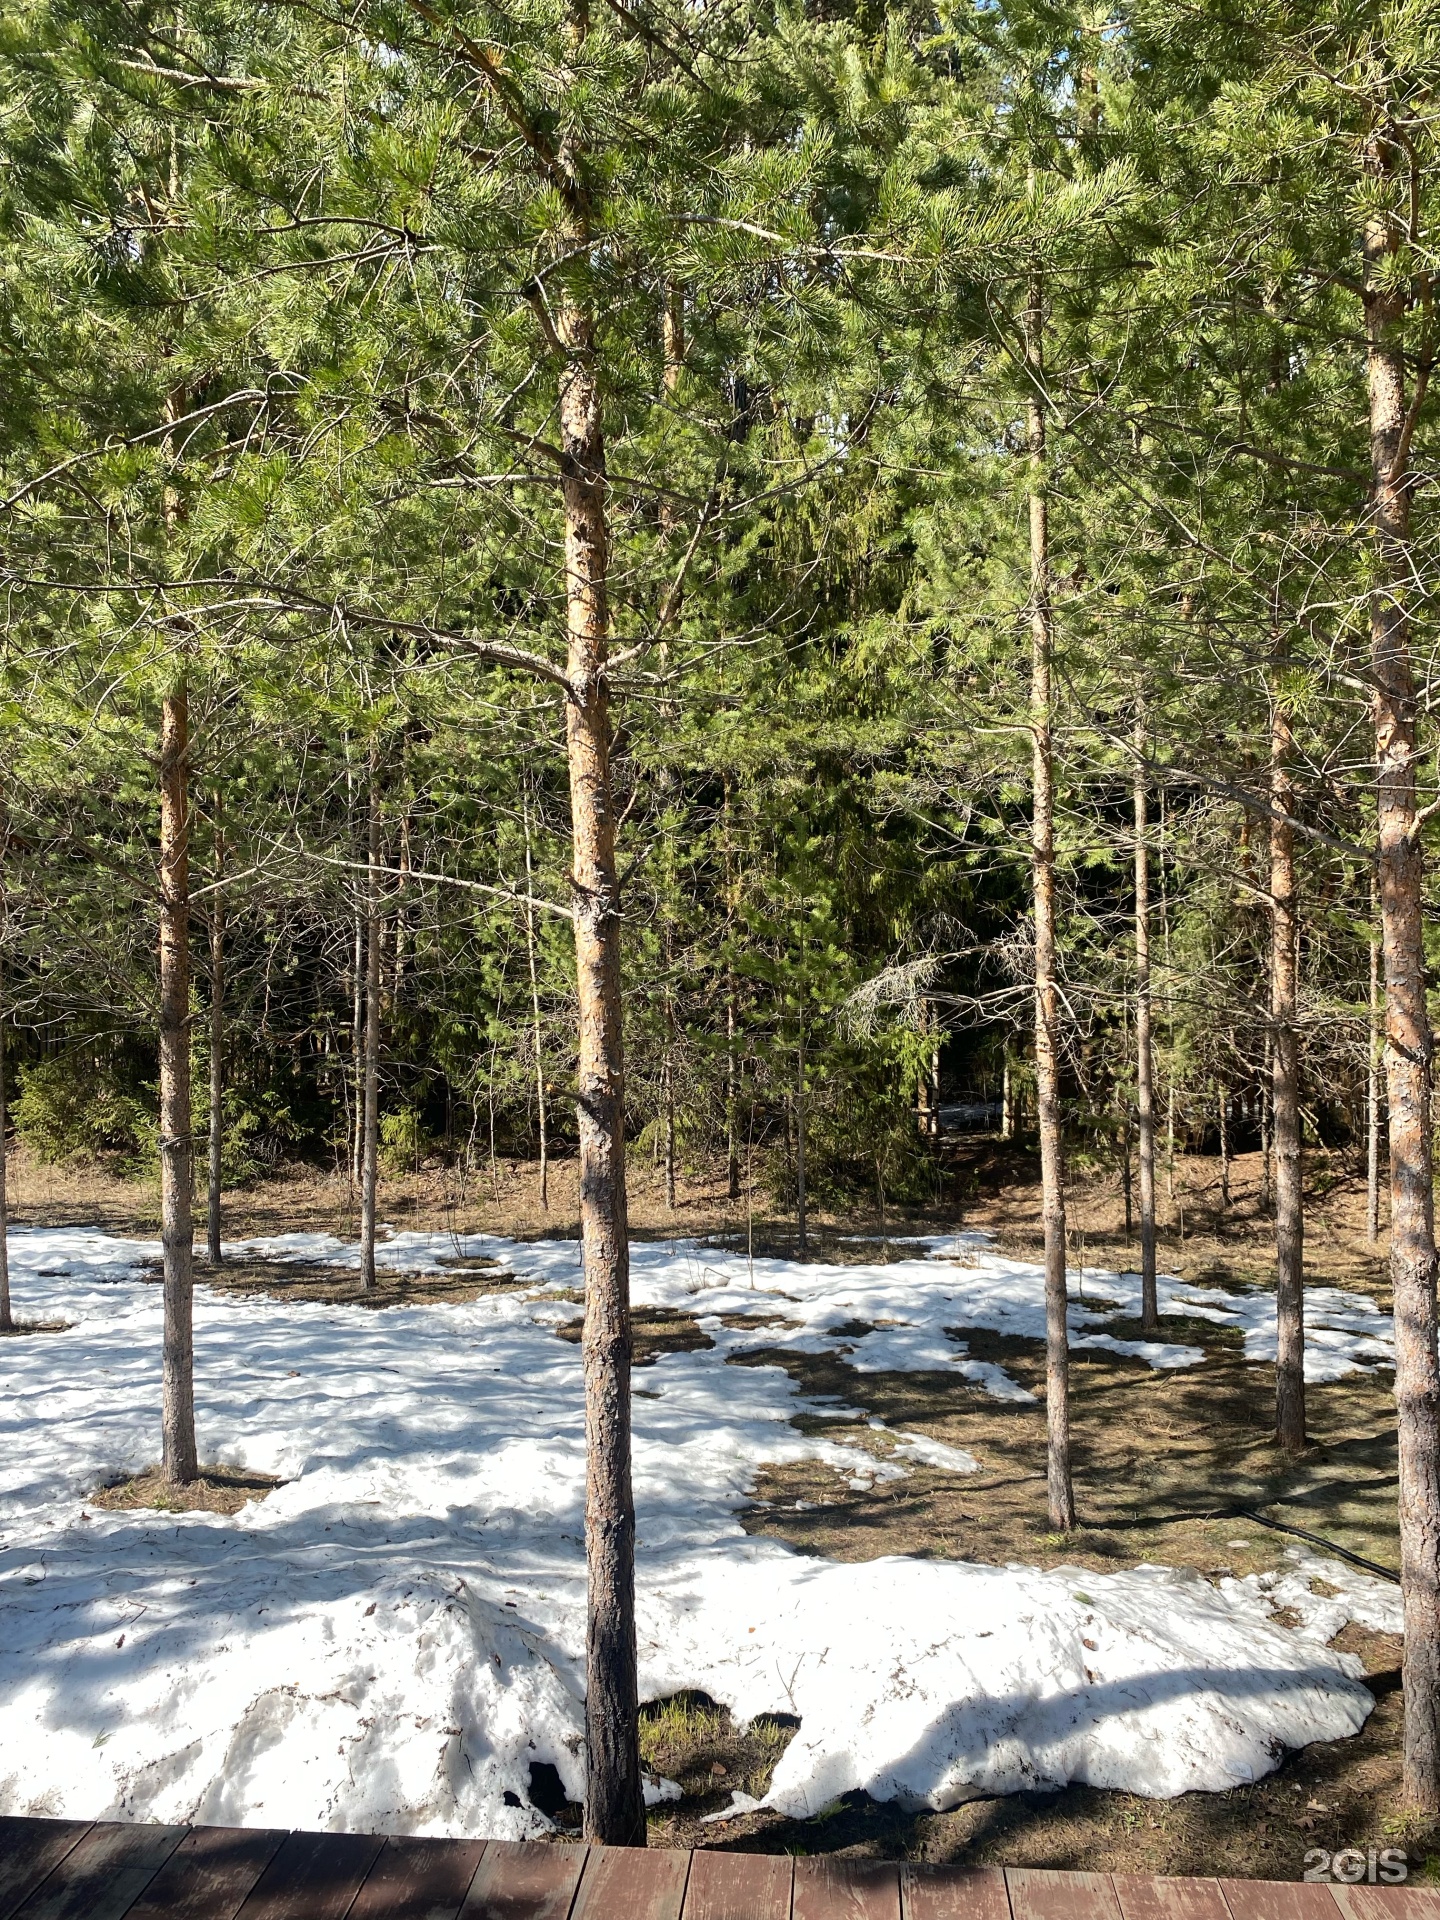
[1,0,1439,1845]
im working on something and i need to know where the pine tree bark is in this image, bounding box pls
[206,825,224,1266]
[795,1025,808,1257]
[723,782,741,1202]
[1368,873,1382,1246]
[359,765,381,1292]
[159,683,197,1485]
[1270,672,1305,1452]
[1365,130,1440,1812]
[556,290,644,1844]
[1218,1084,1231,1211]
[1133,721,1158,1333]
[523,794,550,1211]
[351,907,364,1193]
[0,952,10,1339]
[1026,284,1074,1531]
[0,790,11,1338]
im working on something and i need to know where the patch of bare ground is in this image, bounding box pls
[19,1137,1427,1875]
[89,1465,285,1516]
[0,1317,70,1335]
[182,1253,526,1310]
[555,1305,714,1367]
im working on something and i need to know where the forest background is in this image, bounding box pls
[2,0,1438,1848]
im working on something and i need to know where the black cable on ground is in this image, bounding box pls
[1233,1508,1401,1585]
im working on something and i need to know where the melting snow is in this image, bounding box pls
[0,1224,1398,1835]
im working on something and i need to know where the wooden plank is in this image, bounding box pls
[1330,1889,1440,1920]
[232,1830,386,1920]
[1220,1884,1345,1920]
[683,1850,792,1920]
[570,1847,690,1920]
[1007,1872,1120,1920]
[347,1835,489,1920]
[124,1826,288,1920]
[459,1843,587,1920]
[0,1821,93,1920]
[9,1821,186,1920]
[793,1857,901,1920]
[902,1864,1009,1920]
[1113,1880,1231,1920]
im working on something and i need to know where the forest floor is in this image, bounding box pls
[3,1137,1421,1880]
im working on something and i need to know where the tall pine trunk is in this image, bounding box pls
[159,683,197,1485]
[206,825,225,1266]
[1026,284,1074,1532]
[0,792,11,1338]
[1270,671,1305,1452]
[795,1026,808,1257]
[359,766,381,1292]
[1133,719,1158,1333]
[556,290,643,1844]
[523,794,549,1211]
[351,906,364,1193]
[1218,1085,1231,1211]
[1368,874,1382,1246]
[1365,131,1440,1812]
[0,950,10,1339]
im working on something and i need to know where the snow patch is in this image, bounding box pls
[0,1225,1394,1836]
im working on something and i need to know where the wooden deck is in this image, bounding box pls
[1,1817,1434,1920]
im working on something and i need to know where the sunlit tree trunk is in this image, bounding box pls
[1270,667,1305,1453]
[795,1022,808,1257]
[159,682,197,1485]
[1026,280,1074,1531]
[1218,1084,1231,1212]
[556,269,643,1841]
[1365,131,1440,1812]
[359,764,380,1292]
[1133,717,1158,1332]
[523,792,549,1211]
[1368,872,1382,1247]
[206,822,225,1266]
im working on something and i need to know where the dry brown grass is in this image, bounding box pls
[89,1464,285,1516]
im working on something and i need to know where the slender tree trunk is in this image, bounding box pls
[1365,134,1440,1812]
[556,285,643,1845]
[0,959,10,1338]
[159,683,197,1485]
[663,982,676,1212]
[1368,872,1383,1246]
[1271,668,1305,1453]
[206,823,225,1265]
[1218,1084,1231,1211]
[795,1025,808,1257]
[1260,1031,1274,1215]
[722,780,741,1202]
[725,989,740,1201]
[350,908,364,1194]
[1134,721,1158,1332]
[359,764,381,1292]
[0,790,11,1337]
[1001,1054,1013,1140]
[524,798,550,1211]
[1026,282,1074,1532]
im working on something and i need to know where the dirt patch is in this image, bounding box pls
[90,1465,285,1516]
[186,1255,523,1310]
[554,1306,714,1367]
[640,1693,798,1832]
[0,1318,71,1335]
